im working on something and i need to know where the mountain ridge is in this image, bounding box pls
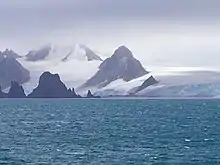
[0,54,30,89]
[25,44,103,62]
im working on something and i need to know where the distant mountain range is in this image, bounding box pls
[25,44,103,62]
[0,44,157,97]
[1,43,220,98]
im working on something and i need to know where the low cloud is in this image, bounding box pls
[0,0,220,67]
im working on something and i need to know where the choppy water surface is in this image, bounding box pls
[0,99,219,164]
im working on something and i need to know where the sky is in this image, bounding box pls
[1,0,220,68]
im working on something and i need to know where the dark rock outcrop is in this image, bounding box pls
[68,88,78,98]
[28,72,72,98]
[0,55,30,89]
[136,76,158,93]
[79,44,103,61]
[61,51,73,62]
[28,72,100,98]
[0,49,22,59]
[26,45,51,61]
[86,90,101,98]
[8,81,26,98]
[28,71,88,98]
[82,46,148,88]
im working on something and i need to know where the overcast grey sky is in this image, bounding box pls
[1,0,220,67]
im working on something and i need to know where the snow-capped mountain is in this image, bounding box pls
[82,46,149,88]
[2,43,220,98]
[25,44,102,62]
[69,44,102,62]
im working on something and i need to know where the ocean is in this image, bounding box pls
[0,99,219,164]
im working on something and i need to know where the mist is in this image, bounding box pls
[1,0,220,68]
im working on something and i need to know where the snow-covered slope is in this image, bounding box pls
[136,70,220,97]
[18,44,103,94]
[74,66,220,98]
[92,74,153,97]
[25,44,102,62]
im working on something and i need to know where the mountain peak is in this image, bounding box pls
[78,44,103,61]
[82,46,148,88]
[135,76,158,93]
[26,44,102,62]
[112,46,133,59]
[8,81,26,98]
[26,45,51,61]
[39,72,61,85]
[29,71,69,98]
[0,56,30,89]
[0,49,22,59]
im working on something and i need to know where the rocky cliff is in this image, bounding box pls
[28,72,73,98]
[135,76,158,93]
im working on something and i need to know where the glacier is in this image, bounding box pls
[137,70,220,97]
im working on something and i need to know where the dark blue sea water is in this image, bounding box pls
[0,99,219,165]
